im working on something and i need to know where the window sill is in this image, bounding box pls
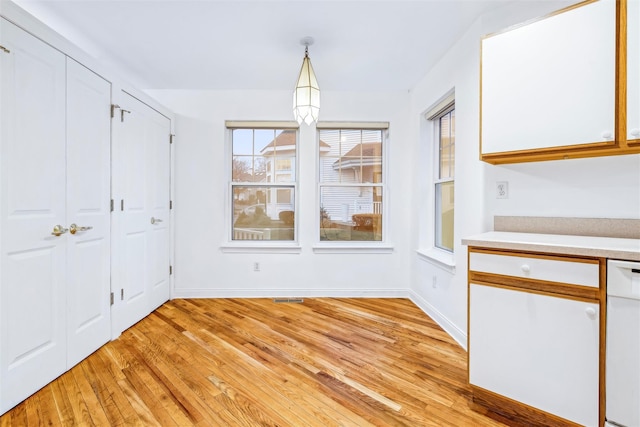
[220,243,302,254]
[313,244,394,254]
[416,248,456,273]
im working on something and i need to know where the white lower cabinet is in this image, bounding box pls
[468,249,603,427]
[469,284,600,427]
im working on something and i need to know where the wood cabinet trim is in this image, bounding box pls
[481,144,640,165]
[618,0,627,147]
[598,260,607,427]
[469,274,601,301]
[470,385,585,427]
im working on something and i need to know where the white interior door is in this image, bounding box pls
[112,92,171,334]
[146,104,171,310]
[65,58,111,368]
[0,19,67,413]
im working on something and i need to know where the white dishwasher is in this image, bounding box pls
[606,260,640,427]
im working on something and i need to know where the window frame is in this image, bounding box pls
[223,121,301,253]
[433,106,455,253]
[314,122,392,252]
[416,91,456,270]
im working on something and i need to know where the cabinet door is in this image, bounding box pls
[469,283,600,427]
[481,0,616,157]
[65,58,112,368]
[628,0,640,141]
[0,19,67,414]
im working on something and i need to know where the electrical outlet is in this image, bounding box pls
[253,262,260,272]
[496,181,509,199]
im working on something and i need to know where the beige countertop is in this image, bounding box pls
[462,231,640,261]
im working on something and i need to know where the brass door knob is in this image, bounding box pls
[69,223,93,234]
[51,225,68,236]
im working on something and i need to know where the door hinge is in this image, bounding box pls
[121,199,124,211]
[110,292,114,305]
[169,265,173,275]
[0,45,10,54]
[121,289,124,301]
[170,200,173,210]
[170,134,175,144]
[110,199,114,212]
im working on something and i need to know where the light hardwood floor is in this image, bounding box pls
[0,298,512,426]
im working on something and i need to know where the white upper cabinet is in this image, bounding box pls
[481,0,618,162]
[628,0,640,141]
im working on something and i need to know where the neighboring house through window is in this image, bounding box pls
[227,122,298,241]
[317,123,388,242]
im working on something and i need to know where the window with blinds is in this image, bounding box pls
[317,123,388,242]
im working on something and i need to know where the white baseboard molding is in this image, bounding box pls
[171,288,409,300]
[409,290,467,350]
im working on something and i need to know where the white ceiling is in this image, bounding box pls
[11,0,515,92]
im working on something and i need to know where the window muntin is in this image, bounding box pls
[318,128,385,242]
[434,108,455,252]
[230,128,297,241]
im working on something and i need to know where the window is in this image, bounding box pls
[229,125,297,241]
[317,124,387,242]
[433,106,455,251]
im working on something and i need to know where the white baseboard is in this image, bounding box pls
[409,290,467,350]
[171,287,409,299]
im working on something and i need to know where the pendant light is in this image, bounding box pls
[293,37,320,125]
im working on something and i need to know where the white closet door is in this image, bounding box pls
[112,92,170,334]
[145,102,171,311]
[0,19,67,413]
[65,58,111,368]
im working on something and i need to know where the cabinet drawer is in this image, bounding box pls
[469,251,600,288]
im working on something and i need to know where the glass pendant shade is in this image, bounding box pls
[293,49,320,125]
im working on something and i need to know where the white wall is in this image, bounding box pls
[408,0,640,348]
[145,89,413,298]
[486,154,640,219]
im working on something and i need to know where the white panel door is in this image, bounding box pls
[65,58,111,368]
[145,102,171,311]
[112,92,170,334]
[0,19,67,413]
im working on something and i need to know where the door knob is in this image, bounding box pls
[51,225,68,236]
[150,217,163,225]
[69,223,93,234]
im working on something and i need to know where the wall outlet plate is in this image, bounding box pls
[496,181,509,199]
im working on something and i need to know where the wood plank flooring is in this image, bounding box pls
[0,298,511,426]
